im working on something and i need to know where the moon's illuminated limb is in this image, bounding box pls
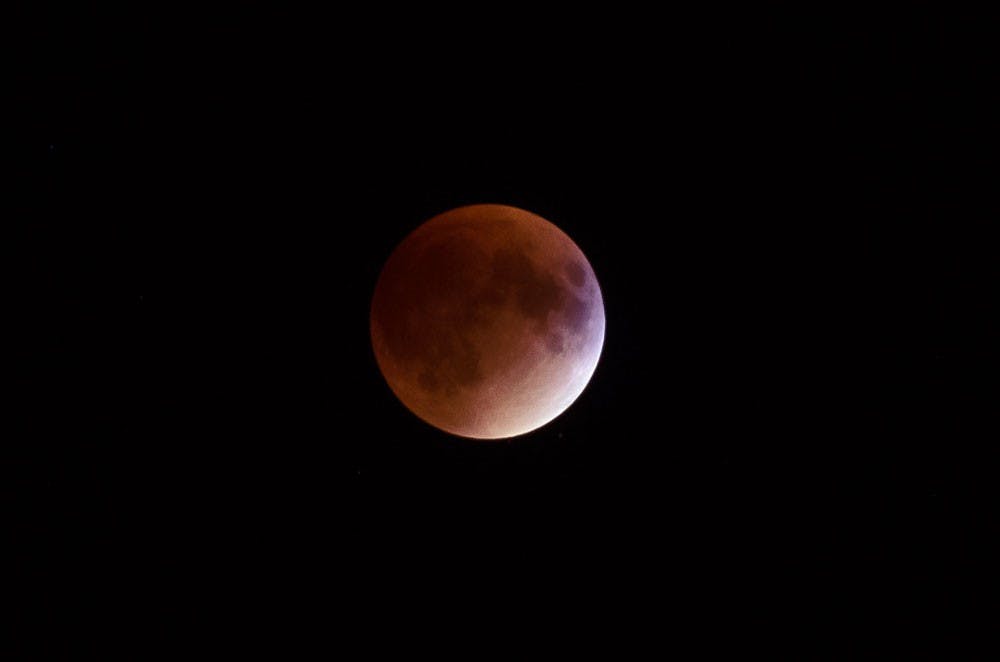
[370,204,605,439]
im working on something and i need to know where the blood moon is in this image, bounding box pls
[370,204,605,439]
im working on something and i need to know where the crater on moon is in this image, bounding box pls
[565,260,587,287]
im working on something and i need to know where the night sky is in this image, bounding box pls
[10,7,1000,657]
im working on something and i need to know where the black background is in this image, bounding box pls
[9,7,1000,658]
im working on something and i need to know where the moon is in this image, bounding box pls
[370,204,605,439]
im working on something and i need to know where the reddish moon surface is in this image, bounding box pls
[370,204,605,439]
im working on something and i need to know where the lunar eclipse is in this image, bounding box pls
[370,204,605,439]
